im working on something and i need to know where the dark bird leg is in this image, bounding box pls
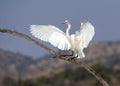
[61,50,77,59]
[70,51,78,59]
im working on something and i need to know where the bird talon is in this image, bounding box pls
[70,56,77,60]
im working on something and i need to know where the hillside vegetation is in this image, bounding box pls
[0,41,120,86]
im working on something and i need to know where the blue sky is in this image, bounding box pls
[0,0,120,58]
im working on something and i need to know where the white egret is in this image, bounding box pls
[30,19,95,58]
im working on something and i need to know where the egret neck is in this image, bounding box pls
[66,23,71,36]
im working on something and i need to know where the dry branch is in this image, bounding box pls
[0,28,109,86]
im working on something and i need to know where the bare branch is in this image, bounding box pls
[0,29,58,57]
[0,28,109,86]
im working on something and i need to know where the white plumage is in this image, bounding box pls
[30,19,95,58]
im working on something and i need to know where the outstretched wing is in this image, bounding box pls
[30,25,71,50]
[75,20,95,48]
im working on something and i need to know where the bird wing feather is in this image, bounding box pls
[30,25,71,50]
[75,20,95,48]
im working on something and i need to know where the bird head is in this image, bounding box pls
[62,20,70,25]
[81,19,88,25]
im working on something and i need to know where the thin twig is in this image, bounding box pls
[0,28,109,86]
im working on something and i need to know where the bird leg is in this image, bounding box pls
[61,50,76,59]
[61,50,72,56]
[70,51,78,59]
[62,50,78,60]
[62,50,74,56]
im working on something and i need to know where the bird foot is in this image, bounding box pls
[61,50,77,60]
[61,54,77,60]
[69,56,77,60]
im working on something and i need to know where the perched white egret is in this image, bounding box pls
[30,19,95,58]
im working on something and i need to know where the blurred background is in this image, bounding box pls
[0,0,120,86]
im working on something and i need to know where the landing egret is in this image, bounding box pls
[30,19,95,58]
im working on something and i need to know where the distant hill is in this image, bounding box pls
[0,41,120,81]
[85,41,120,58]
[0,49,73,80]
